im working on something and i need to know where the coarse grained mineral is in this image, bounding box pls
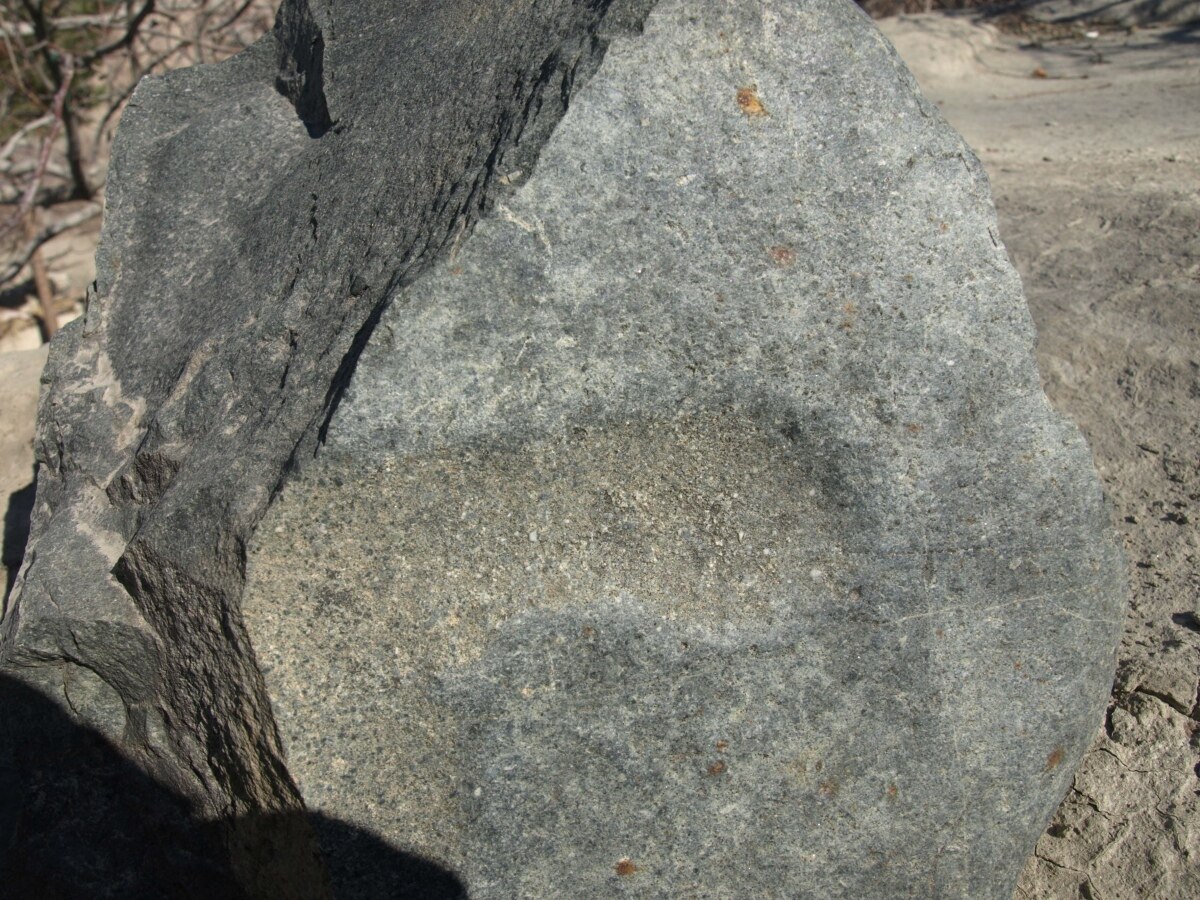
[244,0,1126,897]
[1,1,659,895]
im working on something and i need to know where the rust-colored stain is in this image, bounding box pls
[737,85,768,117]
[886,783,899,801]
[707,760,728,776]
[1044,747,1065,772]
[904,423,924,434]
[935,627,945,639]
[581,626,597,639]
[615,858,638,877]
[715,740,729,751]
[1032,67,1048,79]
[818,778,839,798]
[769,245,795,267]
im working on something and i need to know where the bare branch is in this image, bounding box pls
[0,14,129,39]
[0,53,73,236]
[0,202,102,287]
[26,212,58,339]
[0,113,54,165]
[80,0,156,66]
[214,0,257,33]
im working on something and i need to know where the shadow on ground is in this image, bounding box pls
[0,672,466,899]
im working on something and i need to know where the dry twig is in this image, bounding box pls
[0,202,101,286]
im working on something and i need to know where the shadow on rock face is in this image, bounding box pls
[0,672,466,899]
[3,479,36,601]
[313,813,467,900]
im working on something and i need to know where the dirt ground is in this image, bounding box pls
[1,9,1196,898]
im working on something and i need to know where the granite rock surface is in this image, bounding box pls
[1,1,657,895]
[244,0,1126,896]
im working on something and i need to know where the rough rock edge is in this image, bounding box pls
[0,1,658,895]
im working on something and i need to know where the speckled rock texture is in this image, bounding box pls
[1,1,659,895]
[244,0,1127,896]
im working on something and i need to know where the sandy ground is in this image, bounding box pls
[1,10,1196,898]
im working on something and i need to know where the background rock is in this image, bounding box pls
[244,1,1125,896]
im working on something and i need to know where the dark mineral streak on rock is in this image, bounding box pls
[1,1,657,895]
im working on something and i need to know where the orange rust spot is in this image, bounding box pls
[615,858,638,877]
[707,760,727,776]
[769,245,795,267]
[1032,67,1048,79]
[715,740,729,752]
[737,86,768,117]
[886,783,899,801]
[1045,747,1065,772]
[818,778,839,798]
[904,423,924,434]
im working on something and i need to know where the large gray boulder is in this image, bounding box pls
[243,0,1125,897]
[1,1,657,895]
